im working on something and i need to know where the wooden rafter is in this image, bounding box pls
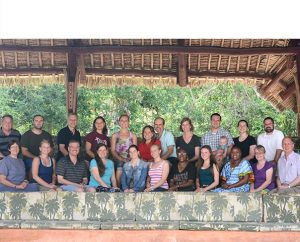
[177,39,188,87]
[279,82,295,100]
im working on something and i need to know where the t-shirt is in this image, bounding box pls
[56,155,87,184]
[0,155,25,184]
[0,128,21,157]
[169,162,195,191]
[233,135,256,159]
[138,139,161,161]
[21,130,54,158]
[56,126,81,160]
[176,134,201,161]
[89,159,114,187]
[84,131,110,160]
[253,161,275,190]
[201,128,234,151]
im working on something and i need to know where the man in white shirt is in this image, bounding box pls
[257,117,284,163]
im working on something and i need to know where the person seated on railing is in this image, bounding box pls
[214,146,253,192]
[56,140,93,192]
[176,117,200,164]
[138,125,160,162]
[84,116,110,162]
[168,148,195,191]
[32,140,59,191]
[111,114,137,187]
[0,141,38,192]
[250,145,275,194]
[272,137,300,194]
[145,144,169,192]
[121,145,148,192]
[195,145,219,192]
[88,143,118,191]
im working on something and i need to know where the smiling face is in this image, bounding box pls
[211,115,221,130]
[2,117,12,132]
[9,143,19,157]
[238,121,248,134]
[264,119,274,134]
[154,118,164,135]
[39,142,51,156]
[143,127,154,141]
[95,118,105,132]
[177,149,188,163]
[282,137,294,155]
[230,147,241,162]
[68,142,80,156]
[129,146,139,160]
[119,116,129,129]
[68,114,77,129]
[200,147,211,161]
[96,145,108,159]
[254,148,265,162]
[181,121,191,133]
[150,144,161,160]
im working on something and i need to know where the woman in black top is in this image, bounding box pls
[168,148,195,191]
[176,117,200,163]
[233,120,256,163]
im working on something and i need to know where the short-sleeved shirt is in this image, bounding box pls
[169,162,195,191]
[21,130,54,158]
[257,129,284,162]
[84,131,110,160]
[138,139,161,161]
[0,128,21,157]
[159,129,177,158]
[56,126,81,160]
[56,155,87,184]
[0,155,25,184]
[253,161,275,190]
[233,135,256,159]
[176,134,201,161]
[89,159,114,187]
[201,128,234,151]
[278,151,300,184]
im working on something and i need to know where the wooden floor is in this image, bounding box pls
[0,230,300,242]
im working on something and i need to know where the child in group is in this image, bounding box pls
[213,136,229,169]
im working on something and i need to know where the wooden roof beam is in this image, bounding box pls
[1,44,300,55]
[177,39,188,87]
[0,68,63,75]
[279,82,295,100]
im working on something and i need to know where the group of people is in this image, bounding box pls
[0,112,299,194]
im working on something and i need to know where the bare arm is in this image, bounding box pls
[288,175,300,188]
[111,169,118,188]
[189,146,200,163]
[202,164,219,192]
[59,144,68,157]
[85,141,95,159]
[226,174,249,189]
[0,152,4,159]
[32,157,55,189]
[0,174,28,189]
[149,160,169,190]
[111,133,126,162]
[273,149,283,163]
[161,146,174,160]
[243,144,256,161]
[90,167,109,187]
[57,175,82,187]
[21,147,36,159]
[253,168,273,192]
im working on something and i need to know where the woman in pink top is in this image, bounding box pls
[145,144,169,192]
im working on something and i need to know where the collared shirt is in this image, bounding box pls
[56,155,87,184]
[0,128,21,156]
[201,128,234,151]
[159,129,177,158]
[257,129,284,161]
[278,151,300,184]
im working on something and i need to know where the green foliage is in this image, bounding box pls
[0,83,296,137]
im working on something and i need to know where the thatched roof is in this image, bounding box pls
[0,39,299,112]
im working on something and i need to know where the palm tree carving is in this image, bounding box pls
[141,200,156,220]
[158,193,176,220]
[9,193,27,220]
[194,201,208,221]
[29,203,46,220]
[0,193,7,220]
[62,192,80,220]
[237,193,251,220]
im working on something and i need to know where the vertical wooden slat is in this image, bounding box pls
[0,39,5,68]
[151,39,153,69]
[51,39,54,66]
[38,39,42,67]
[100,39,103,67]
[294,55,300,136]
[141,39,144,69]
[89,39,94,67]
[255,40,264,72]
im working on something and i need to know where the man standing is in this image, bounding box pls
[273,137,300,194]
[201,113,234,153]
[56,140,93,192]
[257,117,284,163]
[0,114,21,159]
[21,114,54,175]
[56,113,81,161]
[154,117,177,165]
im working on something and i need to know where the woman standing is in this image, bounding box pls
[89,143,118,189]
[85,116,110,161]
[0,141,37,192]
[32,140,58,191]
[145,144,169,192]
[121,145,148,192]
[168,148,195,191]
[195,145,219,192]
[214,146,253,192]
[176,117,200,163]
[111,114,137,186]
[138,125,160,162]
[250,145,275,193]
[233,120,256,163]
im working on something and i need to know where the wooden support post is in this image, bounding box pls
[177,39,188,87]
[294,55,300,136]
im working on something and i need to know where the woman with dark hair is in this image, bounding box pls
[214,146,253,192]
[121,145,148,192]
[88,143,117,189]
[233,119,256,164]
[168,148,195,191]
[85,116,110,161]
[138,125,161,162]
[195,145,219,192]
[176,117,200,163]
[0,141,38,192]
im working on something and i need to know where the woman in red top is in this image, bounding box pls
[138,125,160,162]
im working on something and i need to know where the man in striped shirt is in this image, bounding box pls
[0,115,21,159]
